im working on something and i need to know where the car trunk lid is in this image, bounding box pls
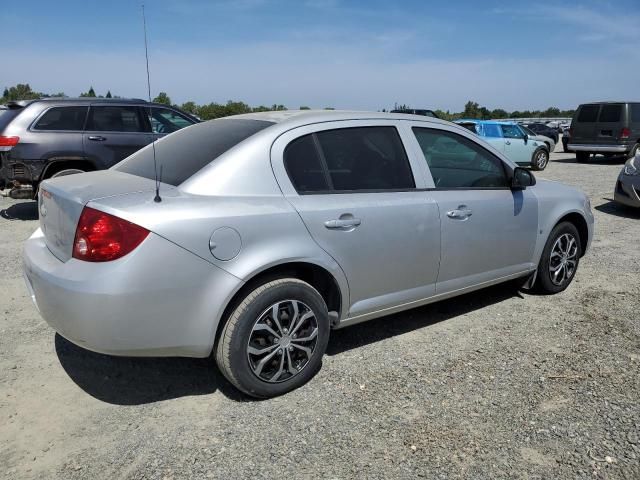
[38,170,161,262]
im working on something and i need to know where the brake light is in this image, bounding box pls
[0,135,19,151]
[621,127,631,139]
[72,207,149,262]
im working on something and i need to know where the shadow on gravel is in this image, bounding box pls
[56,282,524,404]
[55,334,245,405]
[595,199,640,219]
[552,154,626,165]
[327,282,523,356]
[0,201,38,220]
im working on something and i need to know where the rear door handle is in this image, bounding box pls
[88,136,107,141]
[324,218,362,229]
[447,205,473,219]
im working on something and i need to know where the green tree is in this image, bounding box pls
[105,90,112,98]
[2,87,8,98]
[153,92,171,105]
[180,101,197,114]
[3,84,40,102]
[491,108,509,119]
[463,101,481,119]
[299,106,311,110]
[80,86,96,97]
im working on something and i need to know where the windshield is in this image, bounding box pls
[115,118,274,186]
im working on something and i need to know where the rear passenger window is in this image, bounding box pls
[413,128,508,189]
[86,106,144,132]
[598,104,622,122]
[284,127,415,193]
[577,105,599,122]
[317,127,414,191]
[481,123,501,137]
[630,104,640,123]
[284,135,330,193]
[33,107,88,131]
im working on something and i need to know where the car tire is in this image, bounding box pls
[216,278,330,398]
[628,143,639,160]
[531,148,549,171]
[576,151,590,163]
[536,222,581,294]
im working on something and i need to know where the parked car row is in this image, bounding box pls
[0,98,198,198]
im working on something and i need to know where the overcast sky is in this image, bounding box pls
[2,0,639,111]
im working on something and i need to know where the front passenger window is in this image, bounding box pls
[412,128,508,188]
[500,124,525,139]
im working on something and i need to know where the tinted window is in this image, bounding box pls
[413,128,508,189]
[284,135,330,192]
[480,123,501,137]
[148,107,194,134]
[632,104,640,123]
[598,104,622,123]
[33,106,88,131]
[316,127,415,191]
[115,119,273,186]
[500,124,524,139]
[0,108,21,131]
[577,105,599,122]
[86,106,144,132]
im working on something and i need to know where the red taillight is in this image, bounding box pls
[0,135,19,151]
[621,127,631,139]
[72,207,149,262]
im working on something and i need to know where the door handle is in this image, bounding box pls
[505,140,511,145]
[88,136,107,141]
[324,218,362,229]
[447,205,473,219]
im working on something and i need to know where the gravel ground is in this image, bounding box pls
[1,146,639,479]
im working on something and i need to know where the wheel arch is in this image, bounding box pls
[213,260,346,351]
[40,158,96,181]
[554,212,589,258]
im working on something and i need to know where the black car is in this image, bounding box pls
[522,123,559,144]
[568,102,640,163]
[0,98,198,198]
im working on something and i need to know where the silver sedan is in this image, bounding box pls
[23,111,594,398]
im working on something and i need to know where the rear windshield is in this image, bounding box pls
[114,118,274,186]
[0,108,21,131]
[577,105,599,122]
[598,104,622,123]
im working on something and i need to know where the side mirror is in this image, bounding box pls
[511,167,536,190]
[523,134,528,144]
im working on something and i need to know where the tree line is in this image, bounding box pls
[1,84,574,121]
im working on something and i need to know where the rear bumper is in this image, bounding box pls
[23,228,243,357]
[614,173,640,208]
[568,144,629,153]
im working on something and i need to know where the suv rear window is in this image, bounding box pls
[577,105,599,122]
[115,119,273,186]
[33,106,88,131]
[0,108,21,131]
[598,104,622,123]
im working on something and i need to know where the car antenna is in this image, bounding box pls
[142,3,161,203]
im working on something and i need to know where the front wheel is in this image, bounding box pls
[215,278,330,398]
[536,222,581,294]
[531,148,549,171]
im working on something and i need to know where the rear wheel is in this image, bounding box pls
[216,278,330,398]
[531,148,549,171]
[576,151,590,163]
[536,222,581,294]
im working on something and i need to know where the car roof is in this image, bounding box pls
[231,109,454,128]
[5,97,159,108]
[454,119,517,126]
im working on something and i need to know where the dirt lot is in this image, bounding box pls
[1,147,639,479]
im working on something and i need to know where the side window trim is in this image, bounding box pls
[411,126,510,190]
[311,133,335,190]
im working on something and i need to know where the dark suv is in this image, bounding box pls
[568,102,640,163]
[0,98,198,198]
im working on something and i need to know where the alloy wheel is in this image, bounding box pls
[246,300,319,383]
[549,233,578,286]
[536,150,548,169]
